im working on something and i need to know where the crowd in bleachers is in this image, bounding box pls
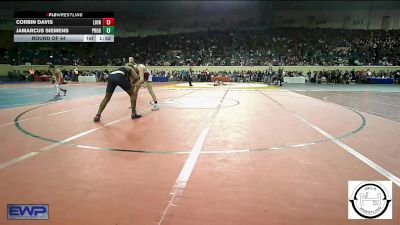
[7,65,400,84]
[170,68,400,84]
[1,28,400,67]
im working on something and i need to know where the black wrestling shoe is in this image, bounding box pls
[63,89,67,96]
[94,114,101,122]
[131,113,142,119]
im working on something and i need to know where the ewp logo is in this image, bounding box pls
[7,204,49,220]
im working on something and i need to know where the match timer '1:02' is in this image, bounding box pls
[14,12,115,42]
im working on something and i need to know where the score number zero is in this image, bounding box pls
[91,27,113,34]
[92,18,114,34]
[92,18,114,26]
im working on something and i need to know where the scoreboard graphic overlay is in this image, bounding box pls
[14,12,114,42]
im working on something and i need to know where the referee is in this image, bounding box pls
[276,67,284,86]
[188,65,193,86]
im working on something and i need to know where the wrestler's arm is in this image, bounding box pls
[136,64,145,85]
[128,67,139,84]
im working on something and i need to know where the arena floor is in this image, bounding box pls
[0,82,399,224]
